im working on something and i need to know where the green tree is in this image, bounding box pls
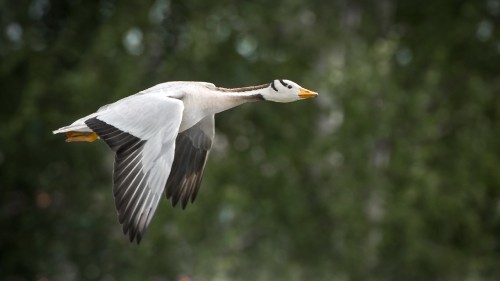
[1,0,499,280]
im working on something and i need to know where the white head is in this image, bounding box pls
[262,79,318,102]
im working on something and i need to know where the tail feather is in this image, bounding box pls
[53,113,100,134]
[53,124,92,134]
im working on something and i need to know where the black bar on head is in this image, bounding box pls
[271,81,278,91]
[279,79,289,87]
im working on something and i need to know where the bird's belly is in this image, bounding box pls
[178,112,205,133]
[178,94,216,132]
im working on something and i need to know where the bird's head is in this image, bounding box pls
[262,79,318,103]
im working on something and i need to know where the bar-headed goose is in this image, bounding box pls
[53,79,318,243]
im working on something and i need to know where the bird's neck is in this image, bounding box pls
[208,84,269,114]
[179,84,270,132]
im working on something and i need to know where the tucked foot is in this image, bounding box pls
[65,131,99,142]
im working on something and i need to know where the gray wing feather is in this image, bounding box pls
[165,115,214,209]
[85,95,183,243]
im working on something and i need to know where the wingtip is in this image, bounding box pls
[171,195,180,208]
[122,222,143,244]
[128,228,136,243]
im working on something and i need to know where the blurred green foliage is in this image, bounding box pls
[1,0,500,280]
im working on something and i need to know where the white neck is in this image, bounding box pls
[207,84,270,114]
[178,84,270,132]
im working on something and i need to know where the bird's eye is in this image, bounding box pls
[287,85,292,89]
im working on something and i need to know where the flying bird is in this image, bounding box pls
[53,79,318,243]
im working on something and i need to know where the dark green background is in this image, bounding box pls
[2,0,500,280]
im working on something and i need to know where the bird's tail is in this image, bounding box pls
[52,112,100,134]
[53,122,99,142]
[52,124,91,134]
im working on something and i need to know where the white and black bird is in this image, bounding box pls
[53,79,318,243]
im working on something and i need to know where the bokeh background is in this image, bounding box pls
[2,0,500,280]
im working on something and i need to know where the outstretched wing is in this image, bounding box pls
[85,95,184,243]
[165,115,214,209]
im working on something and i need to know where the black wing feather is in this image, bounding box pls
[165,122,213,209]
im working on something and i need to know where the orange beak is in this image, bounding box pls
[298,88,318,99]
